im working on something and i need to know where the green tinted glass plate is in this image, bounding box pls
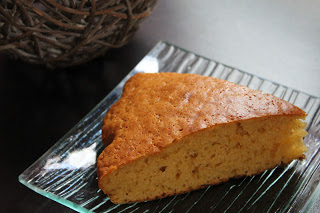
[19,41,320,213]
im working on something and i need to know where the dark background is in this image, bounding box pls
[1,0,320,212]
[0,44,142,212]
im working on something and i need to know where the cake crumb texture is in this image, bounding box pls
[97,73,307,204]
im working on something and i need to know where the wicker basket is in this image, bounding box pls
[0,0,157,68]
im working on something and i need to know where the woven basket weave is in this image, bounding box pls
[0,0,157,68]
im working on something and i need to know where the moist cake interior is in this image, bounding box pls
[99,115,307,204]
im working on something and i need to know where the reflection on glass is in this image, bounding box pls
[135,56,159,73]
[44,143,97,170]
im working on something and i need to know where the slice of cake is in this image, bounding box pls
[97,72,307,204]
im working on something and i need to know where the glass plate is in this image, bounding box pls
[19,41,320,213]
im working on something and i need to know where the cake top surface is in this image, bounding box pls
[97,72,306,177]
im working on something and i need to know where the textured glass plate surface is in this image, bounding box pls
[19,41,320,213]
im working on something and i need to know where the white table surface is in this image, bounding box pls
[136,0,320,97]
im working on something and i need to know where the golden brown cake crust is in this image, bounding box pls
[97,73,306,180]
